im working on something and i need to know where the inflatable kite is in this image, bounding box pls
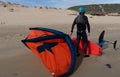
[72,30,117,56]
[22,27,76,77]
[72,38,102,56]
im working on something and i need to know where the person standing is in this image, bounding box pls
[70,7,90,57]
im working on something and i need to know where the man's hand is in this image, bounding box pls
[69,32,73,36]
[88,32,90,36]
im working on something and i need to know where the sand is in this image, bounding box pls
[0,3,120,77]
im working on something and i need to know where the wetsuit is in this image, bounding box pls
[71,14,90,55]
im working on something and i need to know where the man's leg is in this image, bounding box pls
[76,32,81,56]
[82,31,90,57]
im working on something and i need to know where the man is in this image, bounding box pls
[70,7,90,57]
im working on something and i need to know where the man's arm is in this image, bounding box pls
[70,17,76,36]
[71,18,76,32]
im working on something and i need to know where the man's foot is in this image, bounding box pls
[84,54,90,57]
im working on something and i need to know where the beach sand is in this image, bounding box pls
[0,3,120,77]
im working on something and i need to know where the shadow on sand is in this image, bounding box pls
[73,51,84,73]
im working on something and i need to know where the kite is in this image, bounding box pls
[72,38,102,56]
[22,27,116,77]
[22,27,76,77]
[72,30,117,56]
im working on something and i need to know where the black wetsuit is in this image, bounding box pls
[71,14,90,55]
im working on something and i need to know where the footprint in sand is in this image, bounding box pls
[12,73,18,77]
[1,22,5,24]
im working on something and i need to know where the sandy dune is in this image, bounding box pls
[0,3,120,77]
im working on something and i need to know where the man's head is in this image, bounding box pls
[78,7,85,14]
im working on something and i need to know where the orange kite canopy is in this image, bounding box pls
[72,38,102,56]
[22,27,76,77]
